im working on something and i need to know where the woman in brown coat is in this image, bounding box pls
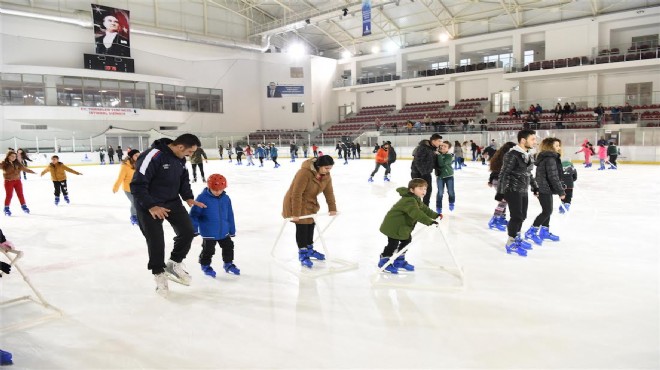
[2,150,36,216]
[282,155,337,268]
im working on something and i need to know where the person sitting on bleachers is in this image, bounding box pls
[622,102,633,123]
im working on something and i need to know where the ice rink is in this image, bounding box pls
[1,154,658,369]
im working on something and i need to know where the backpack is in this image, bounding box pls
[388,147,397,164]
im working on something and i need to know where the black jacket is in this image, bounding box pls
[130,138,194,211]
[534,152,565,196]
[497,146,538,195]
[411,140,437,175]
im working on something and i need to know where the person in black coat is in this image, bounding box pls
[107,145,115,164]
[496,129,538,256]
[411,134,442,206]
[116,146,124,162]
[525,138,566,246]
[130,134,206,297]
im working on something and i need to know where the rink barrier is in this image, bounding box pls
[270,213,359,279]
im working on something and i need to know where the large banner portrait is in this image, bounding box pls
[92,4,131,57]
[266,82,304,98]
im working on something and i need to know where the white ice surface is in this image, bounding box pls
[0,157,658,369]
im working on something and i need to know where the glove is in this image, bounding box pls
[0,241,13,251]
[436,214,444,220]
[431,221,439,225]
[0,261,10,275]
[495,193,504,201]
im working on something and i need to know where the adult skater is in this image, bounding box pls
[270,144,280,168]
[435,141,455,213]
[116,145,124,163]
[113,149,140,225]
[495,129,538,257]
[16,149,31,180]
[107,145,115,164]
[218,145,224,160]
[368,141,391,182]
[235,145,244,165]
[487,142,515,231]
[190,146,208,182]
[453,140,464,170]
[282,155,337,268]
[411,133,442,206]
[131,134,206,297]
[524,137,565,245]
[2,150,36,216]
[226,143,233,163]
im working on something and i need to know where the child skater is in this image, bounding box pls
[244,144,255,166]
[113,149,140,225]
[270,144,280,168]
[235,145,244,165]
[559,159,577,214]
[226,143,233,163]
[575,139,593,168]
[368,141,390,182]
[597,142,608,170]
[487,142,515,231]
[189,174,240,277]
[377,178,442,274]
[40,155,82,205]
[255,144,266,167]
[607,141,620,169]
[2,150,36,216]
[435,141,455,214]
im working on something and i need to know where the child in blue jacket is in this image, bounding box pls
[189,173,240,277]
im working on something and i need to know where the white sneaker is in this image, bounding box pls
[165,260,192,286]
[154,273,169,297]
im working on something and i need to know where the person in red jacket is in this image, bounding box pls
[368,142,391,182]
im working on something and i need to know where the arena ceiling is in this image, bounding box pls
[1,0,659,59]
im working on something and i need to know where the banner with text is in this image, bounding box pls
[362,0,372,36]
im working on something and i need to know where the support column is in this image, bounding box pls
[395,87,405,110]
[512,32,522,70]
[448,81,457,106]
[587,73,599,107]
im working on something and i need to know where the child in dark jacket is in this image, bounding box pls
[189,174,239,277]
[559,160,577,213]
[377,178,442,274]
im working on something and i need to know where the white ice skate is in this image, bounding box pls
[165,260,192,286]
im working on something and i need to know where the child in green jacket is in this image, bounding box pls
[378,178,443,274]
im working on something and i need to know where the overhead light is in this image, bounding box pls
[371,46,380,54]
[341,50,352,59]
[386,41,399,52]
[439,33,449,42]
[289,43,305,57]
[342,8,348,16]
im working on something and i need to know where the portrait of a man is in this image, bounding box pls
[267,82,282,98]
[93,5,131,57]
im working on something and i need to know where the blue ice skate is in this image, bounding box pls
[200,264,216,278]
[378,257,399,274]
[223,262,241,275]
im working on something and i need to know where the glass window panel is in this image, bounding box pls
[101,80,119,89]
[1,74,22,82]
[135,82,147,109]
[22,74,43,83]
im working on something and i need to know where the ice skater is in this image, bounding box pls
[368,142,391,182]
[597,142,607,170]
[190,174,240,277]
[226,143,233,163]
[235,145,244,165]
[245,144,255,166]
[487,142,515,231]
[575,139,593,168]
[16,149,31,180]
[40,155,83,205]
[282,155,337,268]
[453,140,463,170]
[2,150,36,216]
[113,149,140,224]
[190,146,208,182]
[495,129,538,257]
[559,160,577,214]
[607,141,620,169]
[255,144,266,167]
[377,178,442,274]
[270,144,280,168]
[435,141,455,214]
[411,134,442,207]
[524,138,565,245]
[131,134,206,297]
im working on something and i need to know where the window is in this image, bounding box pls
[290,67,304,78]
[431,62,448,70]
[459,58,471,66]
[524,50,535,66]
[292,102,304,113]
[210,89,223,113]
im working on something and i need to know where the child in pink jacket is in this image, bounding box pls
[575,139,593,168]
[597,143,607,170]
